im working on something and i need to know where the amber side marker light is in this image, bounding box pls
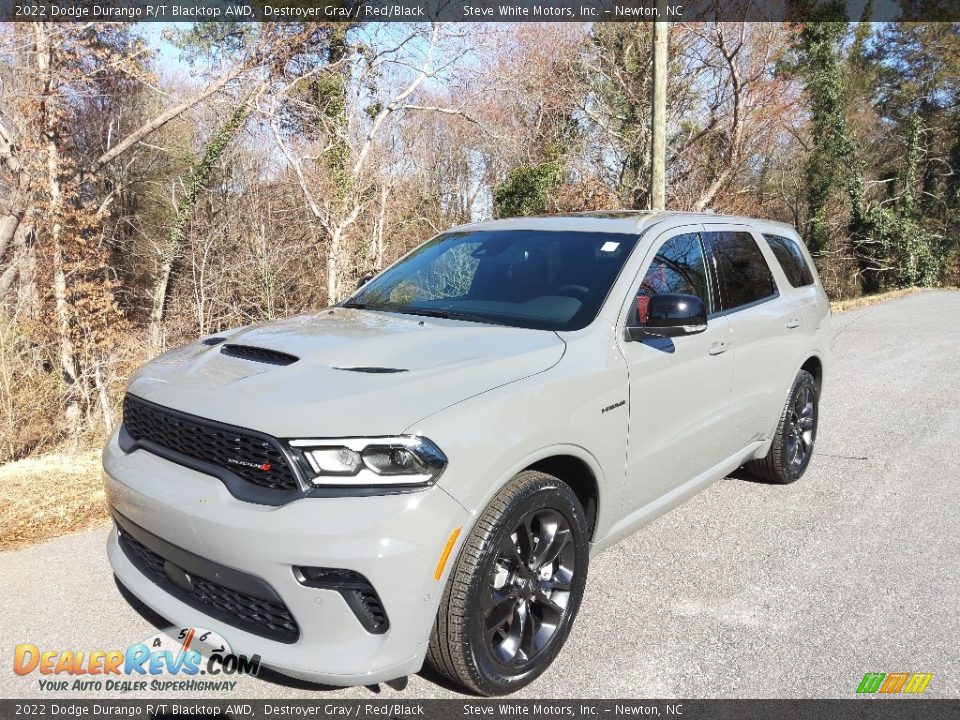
[434,528,462,581]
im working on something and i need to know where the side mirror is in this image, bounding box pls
[627,293,708,341]
[356,272,375,290]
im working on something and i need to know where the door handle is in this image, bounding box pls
[708,341,730,356]
[786,318,800,329]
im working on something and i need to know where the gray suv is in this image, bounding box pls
[104,211,830,695]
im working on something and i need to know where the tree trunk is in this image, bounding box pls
[0,221,34,305]
[36,24,81,441]
[0,207,22,264]
[371,185,388,271]
[16,226,39,318]
[327,228,341,306]
[0,121,27,283]
[148,102,251,351]
[0,259,15,300]
[694,164,736,212]
[149,258,174,351]
[94,364,114,433]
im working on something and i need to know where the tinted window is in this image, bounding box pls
[764,234,814,287]
[705,231,777,311]
[635,233,712,322]
[348,230,639,331]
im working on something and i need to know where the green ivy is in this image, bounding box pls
[167,102,251,255]
[797,18,849,258]
[796,14,949,292]
[493,161,563,218]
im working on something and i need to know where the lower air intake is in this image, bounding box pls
[295,566,390,634]
[116,514,300,644]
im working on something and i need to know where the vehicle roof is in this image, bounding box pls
[453,210,800,237]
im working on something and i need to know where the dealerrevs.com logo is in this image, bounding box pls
[14,627,261,693]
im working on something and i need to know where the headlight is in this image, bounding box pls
[288,436,447,487]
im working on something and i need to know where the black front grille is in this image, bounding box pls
[117,523,299,643]
[221,344,298,366]
[122,394,298,492]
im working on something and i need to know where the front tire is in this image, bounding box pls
[747,369,819,484]
[427,470,589,696]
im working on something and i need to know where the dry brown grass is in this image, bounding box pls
[830,287,927,314]
[0,450,107,552]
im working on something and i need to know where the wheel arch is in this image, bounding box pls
[799,354,823,395]
[526,454,600,542]
[443,443,608,547]
[755,352,825,460]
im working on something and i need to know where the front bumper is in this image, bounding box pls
[102,429,469,686]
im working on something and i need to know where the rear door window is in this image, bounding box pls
[704,231,777,312]
[763,234,815,287]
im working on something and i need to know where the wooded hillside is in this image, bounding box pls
[1,21,958,461]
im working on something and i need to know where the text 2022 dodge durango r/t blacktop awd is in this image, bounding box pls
[103,211,829,695]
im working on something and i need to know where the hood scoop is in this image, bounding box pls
[333,366,408,374]
[220,344,299,366]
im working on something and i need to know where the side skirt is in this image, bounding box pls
[589,440,764,556]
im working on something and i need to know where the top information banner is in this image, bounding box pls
[2,0,959,23]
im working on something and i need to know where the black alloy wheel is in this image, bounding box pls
[747,369,819,484]
[484,507,576,666]
[786,383,816,472]
[427,470,589,695]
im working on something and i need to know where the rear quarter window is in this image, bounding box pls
[763,233,815,288]
[704,231,778,312]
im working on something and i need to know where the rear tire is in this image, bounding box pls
[747,369,818,484]
[427,470,589,696]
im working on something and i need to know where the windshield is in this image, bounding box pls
[345,229,639,331]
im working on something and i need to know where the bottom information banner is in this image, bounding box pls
[0,700,957,720]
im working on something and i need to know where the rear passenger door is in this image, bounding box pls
[762,231,824,362]
[701,225,795,446]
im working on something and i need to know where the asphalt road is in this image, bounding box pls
[2,289,958,700]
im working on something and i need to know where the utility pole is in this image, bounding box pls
[650,3,668,211]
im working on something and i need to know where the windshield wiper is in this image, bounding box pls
[342,302,499,325]
[392,307,500,325]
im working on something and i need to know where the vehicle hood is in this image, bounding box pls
[126,308,566,438]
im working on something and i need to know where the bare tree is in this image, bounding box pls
[267,23,476,304]
[672,22,798,211]
[0,23,334,437]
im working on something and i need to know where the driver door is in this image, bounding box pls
[618,227,736,513]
